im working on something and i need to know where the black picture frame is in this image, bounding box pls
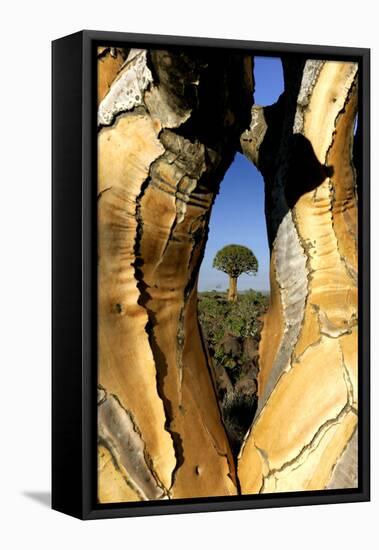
[52,30,370,520]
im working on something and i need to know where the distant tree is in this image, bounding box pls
[213,244,258,302]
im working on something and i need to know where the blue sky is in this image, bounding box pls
[198,56,284,292]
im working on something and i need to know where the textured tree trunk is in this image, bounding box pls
[97,48,359,501]
[97,47,253,502]
[239,59,358,493]
[228,276,238,302]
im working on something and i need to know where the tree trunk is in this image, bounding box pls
[239,59,358,493]
[98,48,359,501]
[97,47,253,502]
[228,276,238,302]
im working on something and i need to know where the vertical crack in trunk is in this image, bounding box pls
[131,158,183,494]
[98,48,253,501]
[98,47,358,499]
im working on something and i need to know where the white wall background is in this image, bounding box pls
[1,1,376,547]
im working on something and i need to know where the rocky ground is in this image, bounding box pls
[198,290,268,457]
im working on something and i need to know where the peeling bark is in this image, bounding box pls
[98,388,167,500]
[97,47,129,106]
[239,59,358,492]
[98,47,358,501]
[98,48,253,501]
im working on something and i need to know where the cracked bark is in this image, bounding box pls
[98,47,358,500]
[239,59,358,493]
[98,388,167,501]
[98,47,252,501]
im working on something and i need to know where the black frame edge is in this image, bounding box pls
[85,29,370,57]
[359,47,371,502]
[52,30,85,519]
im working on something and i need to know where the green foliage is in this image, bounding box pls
[213,244,258,279]
[198,290,268,371]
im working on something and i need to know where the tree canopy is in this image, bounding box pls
[213,244,258,279]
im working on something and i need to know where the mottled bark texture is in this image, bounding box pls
[97,47,253,502]
[97,47,358,502]
[239,59,358,493]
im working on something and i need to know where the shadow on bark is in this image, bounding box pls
[258,58,335,249]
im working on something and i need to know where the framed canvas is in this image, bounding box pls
[52,30,370,520]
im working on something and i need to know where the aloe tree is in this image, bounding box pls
[213,244,258,302]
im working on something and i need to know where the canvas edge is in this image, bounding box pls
[52,30,370,520]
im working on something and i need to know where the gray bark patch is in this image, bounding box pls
[98,392,166,500]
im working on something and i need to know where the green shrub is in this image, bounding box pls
[198,290,268,371]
